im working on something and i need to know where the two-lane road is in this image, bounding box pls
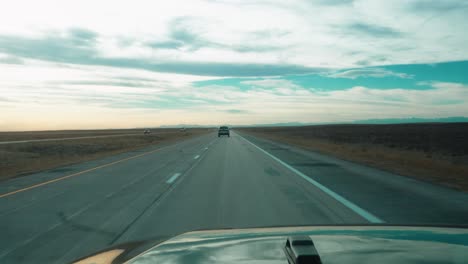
[1,131,467,263]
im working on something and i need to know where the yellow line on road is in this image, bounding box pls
[0,147,165,199]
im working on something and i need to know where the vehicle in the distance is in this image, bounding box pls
[143,129,151,135]
[218,126,230,137]
[73,225,468,264]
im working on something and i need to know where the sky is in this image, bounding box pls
[1,0,468,131]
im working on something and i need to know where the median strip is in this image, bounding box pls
[0,133,141,145]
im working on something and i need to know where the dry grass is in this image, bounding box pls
[0,128,166,141]
[0,128,212,181]
[238,124,468,192]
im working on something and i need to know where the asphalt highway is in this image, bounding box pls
[0,133,141,145]
[1,131,467,263]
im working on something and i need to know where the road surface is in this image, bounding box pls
[0,133,142,145]
[1,131,467,263]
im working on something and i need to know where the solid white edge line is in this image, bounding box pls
[166,173,181,184]
[238,134,384,223]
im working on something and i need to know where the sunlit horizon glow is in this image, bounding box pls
[1,0,468,131]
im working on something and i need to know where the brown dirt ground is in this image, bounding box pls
[0,128,212,181]
[238,123,468,192]
[0,128,177,141]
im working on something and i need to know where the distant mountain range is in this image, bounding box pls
[236,117,468,127]
[235,122,307,127]
[158,117,468,128]
[353,117,468,124]
[158,124,214,128]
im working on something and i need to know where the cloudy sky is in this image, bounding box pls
[1,0,467,130]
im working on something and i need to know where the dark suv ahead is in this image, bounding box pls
[218,126,230,137]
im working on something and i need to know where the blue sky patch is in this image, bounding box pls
[193,60,468,92]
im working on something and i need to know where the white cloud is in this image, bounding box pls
[1,0,468,129]
[328,68,413,79]
[0,0,467,68]
[324,83,468,106]
[2,74,467,130]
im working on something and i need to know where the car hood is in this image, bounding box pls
[75,226,468,264]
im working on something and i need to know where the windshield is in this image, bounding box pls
[1,0,467,263]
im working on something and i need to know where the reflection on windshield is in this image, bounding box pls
[130,228,468,264]
[1,0,468,263]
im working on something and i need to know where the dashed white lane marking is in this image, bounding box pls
[194,155,200,160]
[166,173,181,184]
